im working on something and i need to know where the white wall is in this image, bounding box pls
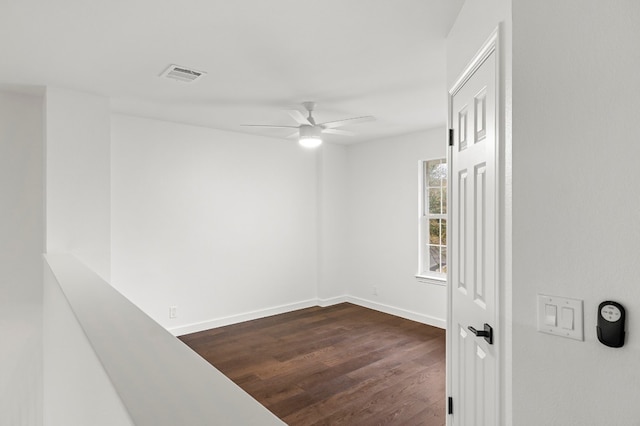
[44,254,284,425]
[45,88,111,280]
[110,115,449,332]
[0,90,44,426]
[317,143,350,302]
[512,2,640,424]
[111,115,318,332]
[42,261,134,426]
[345,129,447,327]
[446,0,512,422]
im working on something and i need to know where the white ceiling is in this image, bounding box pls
[0,0,463,144]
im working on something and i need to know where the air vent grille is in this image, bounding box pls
[160,64,207,83]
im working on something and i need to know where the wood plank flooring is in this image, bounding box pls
[179,303,446,425]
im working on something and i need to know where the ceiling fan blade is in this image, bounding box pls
[240,124,299,129]
[288,110,312,126]
[322,128,355,136]
[285,131,299,139]
[319,115,375,129]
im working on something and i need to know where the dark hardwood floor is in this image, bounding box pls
[179,303,446,425]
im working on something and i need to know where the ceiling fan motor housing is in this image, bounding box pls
[299,124,322,139]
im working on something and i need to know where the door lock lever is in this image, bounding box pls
[468,323,493,345]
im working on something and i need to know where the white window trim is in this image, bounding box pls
[416,158,448,284]
[414,274,447,286]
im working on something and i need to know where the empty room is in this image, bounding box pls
[2,1,640,425]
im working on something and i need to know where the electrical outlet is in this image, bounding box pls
[169,306,178,319]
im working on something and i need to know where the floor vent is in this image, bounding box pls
[160,64,207,83]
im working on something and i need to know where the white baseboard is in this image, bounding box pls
[345,296,446,329]
[168,299,319,336]
[317,295,349,307]
[169,295,445,336]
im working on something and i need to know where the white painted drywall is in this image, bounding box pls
[110,114,318,331]
[42,260,134,426]
[317,143,350,302]
[512,2,640,424]
[345,129,447,327]
[45,254,284,425]
[45,87,111,280]
[447,0,513,422]
[0,90,44,426]
[447,0,511,88]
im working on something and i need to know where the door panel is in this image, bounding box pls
[449,38,498,426]
[474,163,486,307]
[457,170,468,291]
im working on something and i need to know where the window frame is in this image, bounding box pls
[416,158,447,285]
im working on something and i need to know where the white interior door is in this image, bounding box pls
[448,30,500,426]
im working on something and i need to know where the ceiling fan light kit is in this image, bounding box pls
[298,125,323,148]
[299,136,323,148]
[241,102,375,149]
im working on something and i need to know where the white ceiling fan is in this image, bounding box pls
[241,102,375,148]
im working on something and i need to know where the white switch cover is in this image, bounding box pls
[544,304,557,326]
[537,294,583,341]
[560,307,574,330]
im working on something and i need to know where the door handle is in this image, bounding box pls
[468,323,493,345]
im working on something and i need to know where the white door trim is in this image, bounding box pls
[446,26,503,425]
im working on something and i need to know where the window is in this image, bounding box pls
[418,158,447,281]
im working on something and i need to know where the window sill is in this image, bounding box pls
[415,274,447,286]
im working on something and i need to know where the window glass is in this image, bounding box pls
[420,158,447,278]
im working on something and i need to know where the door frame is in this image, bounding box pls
[446,26,504,425]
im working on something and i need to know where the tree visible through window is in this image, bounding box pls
[419,158,447,278]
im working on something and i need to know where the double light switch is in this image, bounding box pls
[537,294,583,341]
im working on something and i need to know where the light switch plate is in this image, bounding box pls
[537,294,583,341]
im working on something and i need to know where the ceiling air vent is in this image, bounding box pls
[160,64,207,83]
